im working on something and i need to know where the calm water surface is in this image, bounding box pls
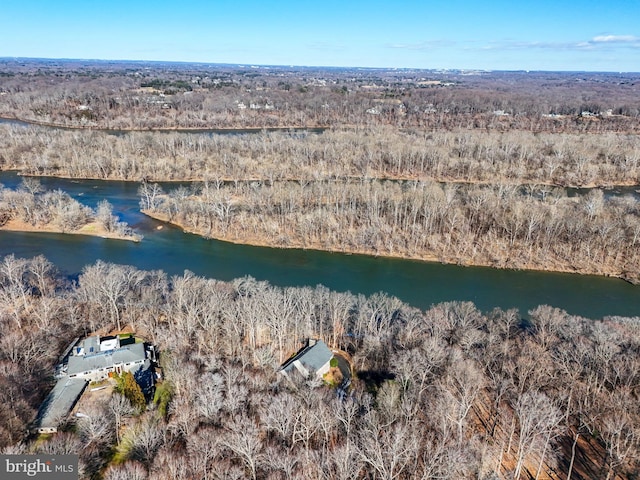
[0,171,638,319]
[0,117,325,136]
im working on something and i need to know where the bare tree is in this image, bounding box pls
[103,461,148,480]
[441,357,485,445]
[109,393,136,446]
[125,416,164,468]
[513,390,562,480]
[357,416,420,480]
[77,261,147,331]
[221,416,264,480]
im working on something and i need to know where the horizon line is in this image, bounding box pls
[1,56,639,75]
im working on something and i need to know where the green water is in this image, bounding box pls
[0,171,638,319]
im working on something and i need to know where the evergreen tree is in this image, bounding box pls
[115,371,146,412]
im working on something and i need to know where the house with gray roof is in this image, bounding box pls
[67,337,149,382]
[33,334,154,434]
[33,378,88,434]
[279,339,333,379]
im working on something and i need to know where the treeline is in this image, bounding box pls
[0,178,138,239]
[143,179,640,282]
[3,124,640,187]
[0,256,638,479]
[1,60,639,132]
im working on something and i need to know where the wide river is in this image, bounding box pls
[0,170,638,319]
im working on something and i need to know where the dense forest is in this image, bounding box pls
[141,178,640,282]
[2,124,639,187]
[0,255,638,479]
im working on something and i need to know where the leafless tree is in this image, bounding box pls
[513,390,562,480]
[222,416,264,480]
[109,393,137,445]
[357,414,420,480]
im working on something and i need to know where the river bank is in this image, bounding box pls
[0,115,327,134]
[0,218,141,242]
[1,169,638,320]
[142,210,637,284]
[11,168,640,190]
[3,168,637,283]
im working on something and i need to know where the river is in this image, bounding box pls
[0,171,638,319]
[0,116,326,135]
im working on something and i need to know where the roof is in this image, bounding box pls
[280,339,333,375]
[67,342,146,376]
[82,336,100,355]
[35,378,88,430]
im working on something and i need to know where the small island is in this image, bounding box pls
[0,178,141,242]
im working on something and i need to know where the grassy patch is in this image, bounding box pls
[33,433,54,446]
[110,439,131,465]
[89,379,110,388]
[153,381,172,419]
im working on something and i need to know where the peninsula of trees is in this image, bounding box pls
[140,178,640,282]
[0,177,140,241]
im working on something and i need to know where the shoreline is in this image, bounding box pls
[0,115,328,134]
[142,210,637,284]
[0,219,141,242]
[6,168,640,191]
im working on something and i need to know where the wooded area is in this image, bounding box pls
[0,256,638,479]
[1,62,639,279]
[0,61,639,478]
[142,178,640,282]
[2,124,639,186]
[1,59,639,132]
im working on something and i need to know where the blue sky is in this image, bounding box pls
[1,0,639,71]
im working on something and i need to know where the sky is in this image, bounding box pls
[1,0,639,72]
